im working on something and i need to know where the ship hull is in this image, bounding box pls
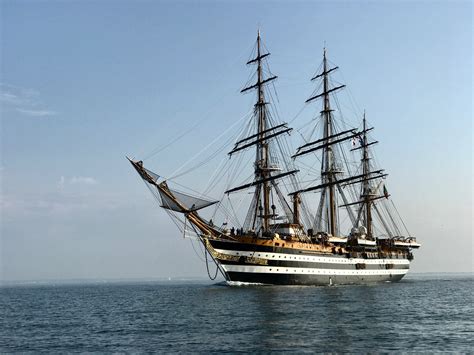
[208,239,410,286]
[225,268,406,285]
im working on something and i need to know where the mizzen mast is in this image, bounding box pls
[361,113,373,238]
[349,112,385,239]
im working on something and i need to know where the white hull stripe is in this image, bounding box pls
[222,264,409,276]
[214,248,410,266]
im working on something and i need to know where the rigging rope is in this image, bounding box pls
[137,41,255,161]
[391,199,411,237]
[168,108,253,179]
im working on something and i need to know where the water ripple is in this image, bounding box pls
[1,274,473,352]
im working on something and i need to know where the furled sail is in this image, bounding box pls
[127,157,218,213]
[158,187,218,213]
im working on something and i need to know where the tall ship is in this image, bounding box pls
[128,32,420,285]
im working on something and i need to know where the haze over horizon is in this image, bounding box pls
[1,0,472,282]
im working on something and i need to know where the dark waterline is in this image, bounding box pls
[1,273,473,352]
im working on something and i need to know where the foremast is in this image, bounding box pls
[226,31,298,234]
[255,31,271,231]
[321,49,339,236]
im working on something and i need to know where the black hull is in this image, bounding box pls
[226,271,405,286]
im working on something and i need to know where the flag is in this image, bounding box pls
[383,185,389,199]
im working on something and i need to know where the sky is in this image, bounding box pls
[0,0,472,282]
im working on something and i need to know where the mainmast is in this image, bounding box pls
[291,48,346,237]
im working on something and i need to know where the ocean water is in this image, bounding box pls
[1,274,472,353]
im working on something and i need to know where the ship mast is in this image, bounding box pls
[256,30,271,231]
[291,48,345,237]
[225,31,298,234]
[361,112,373,238]
[321,48,338,236]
